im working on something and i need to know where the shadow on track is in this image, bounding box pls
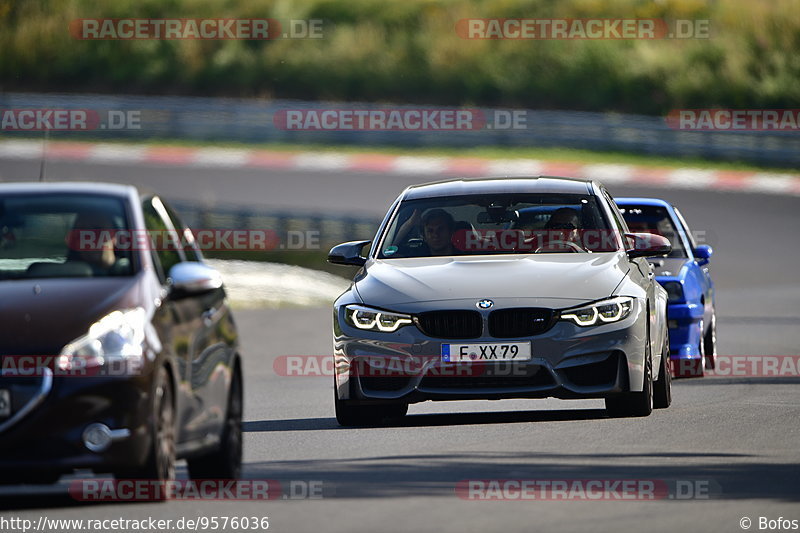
[241,451,800,503]
[244,408,609,433]
[0,486,156,511]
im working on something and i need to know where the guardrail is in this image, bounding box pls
[171,201,381,252]
[1,92,798,167]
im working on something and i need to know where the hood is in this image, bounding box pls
[649,257,691,278]
[0,275,144,355]
[355,252,630,308]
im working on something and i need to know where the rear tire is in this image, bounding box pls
[188,366,243,480]
[653,336,672,409]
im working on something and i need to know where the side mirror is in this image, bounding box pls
[693,244,713,266]
[625,232,672,259]
[168,262,223,296]
[328,240,371,267]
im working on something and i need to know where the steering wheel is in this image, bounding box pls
[534,240,585,253]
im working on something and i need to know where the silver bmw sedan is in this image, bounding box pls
[329,176,672,425]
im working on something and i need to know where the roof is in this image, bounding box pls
[402,176,595,200]
[614,197,673,208]
[0,181,138,198]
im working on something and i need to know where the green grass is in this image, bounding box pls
[2,0,799,115]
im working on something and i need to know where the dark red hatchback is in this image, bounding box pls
[0,182,242,484]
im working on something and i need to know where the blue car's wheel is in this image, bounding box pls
[689,320,706,378]
[704,311,717,370]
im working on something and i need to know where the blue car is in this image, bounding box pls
[616,198,715,377]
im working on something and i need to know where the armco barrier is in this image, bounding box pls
[1,93,798,167]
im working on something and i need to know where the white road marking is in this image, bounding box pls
[391,156,449,175]
[191,149,252,167]
[581,163,636,184]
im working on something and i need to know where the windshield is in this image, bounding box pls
[0,193,135,280]
[378,193,620,258]
[617,204,688,259]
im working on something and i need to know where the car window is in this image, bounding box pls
[602,190,628,234]
[0,193,135,280]
[142,197,184,281]
[378,193,618,258]
[617,204,689,259]
[672,207,698,251]
[161,200,202,262]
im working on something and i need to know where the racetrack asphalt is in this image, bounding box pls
[1,155,798,533]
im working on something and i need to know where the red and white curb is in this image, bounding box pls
[1,139,799,196]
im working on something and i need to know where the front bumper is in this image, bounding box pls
[0,371,152,478]
[666,302,704,361]
[333,300,649,405]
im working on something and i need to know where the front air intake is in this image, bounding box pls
[415,310,483,339]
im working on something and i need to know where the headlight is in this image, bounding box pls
[560,297,633,327]
[344,304,412,332]
[661,281,684,303]
[59,308,147,369]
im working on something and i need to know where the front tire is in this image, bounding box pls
[653,336,672,409]
[116,366,176,489]
[606,349,654,418]
[188,367,243,480]
[692,321,707,378]
[704,311,717,370]
[334,385,407,426]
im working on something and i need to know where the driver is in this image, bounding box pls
[394,208,458,257]
[538,207,584,251]
[67,211,129,275]
[421,209,457,256]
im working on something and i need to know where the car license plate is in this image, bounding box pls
[0,389,10,418]
[442,342,531,362]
